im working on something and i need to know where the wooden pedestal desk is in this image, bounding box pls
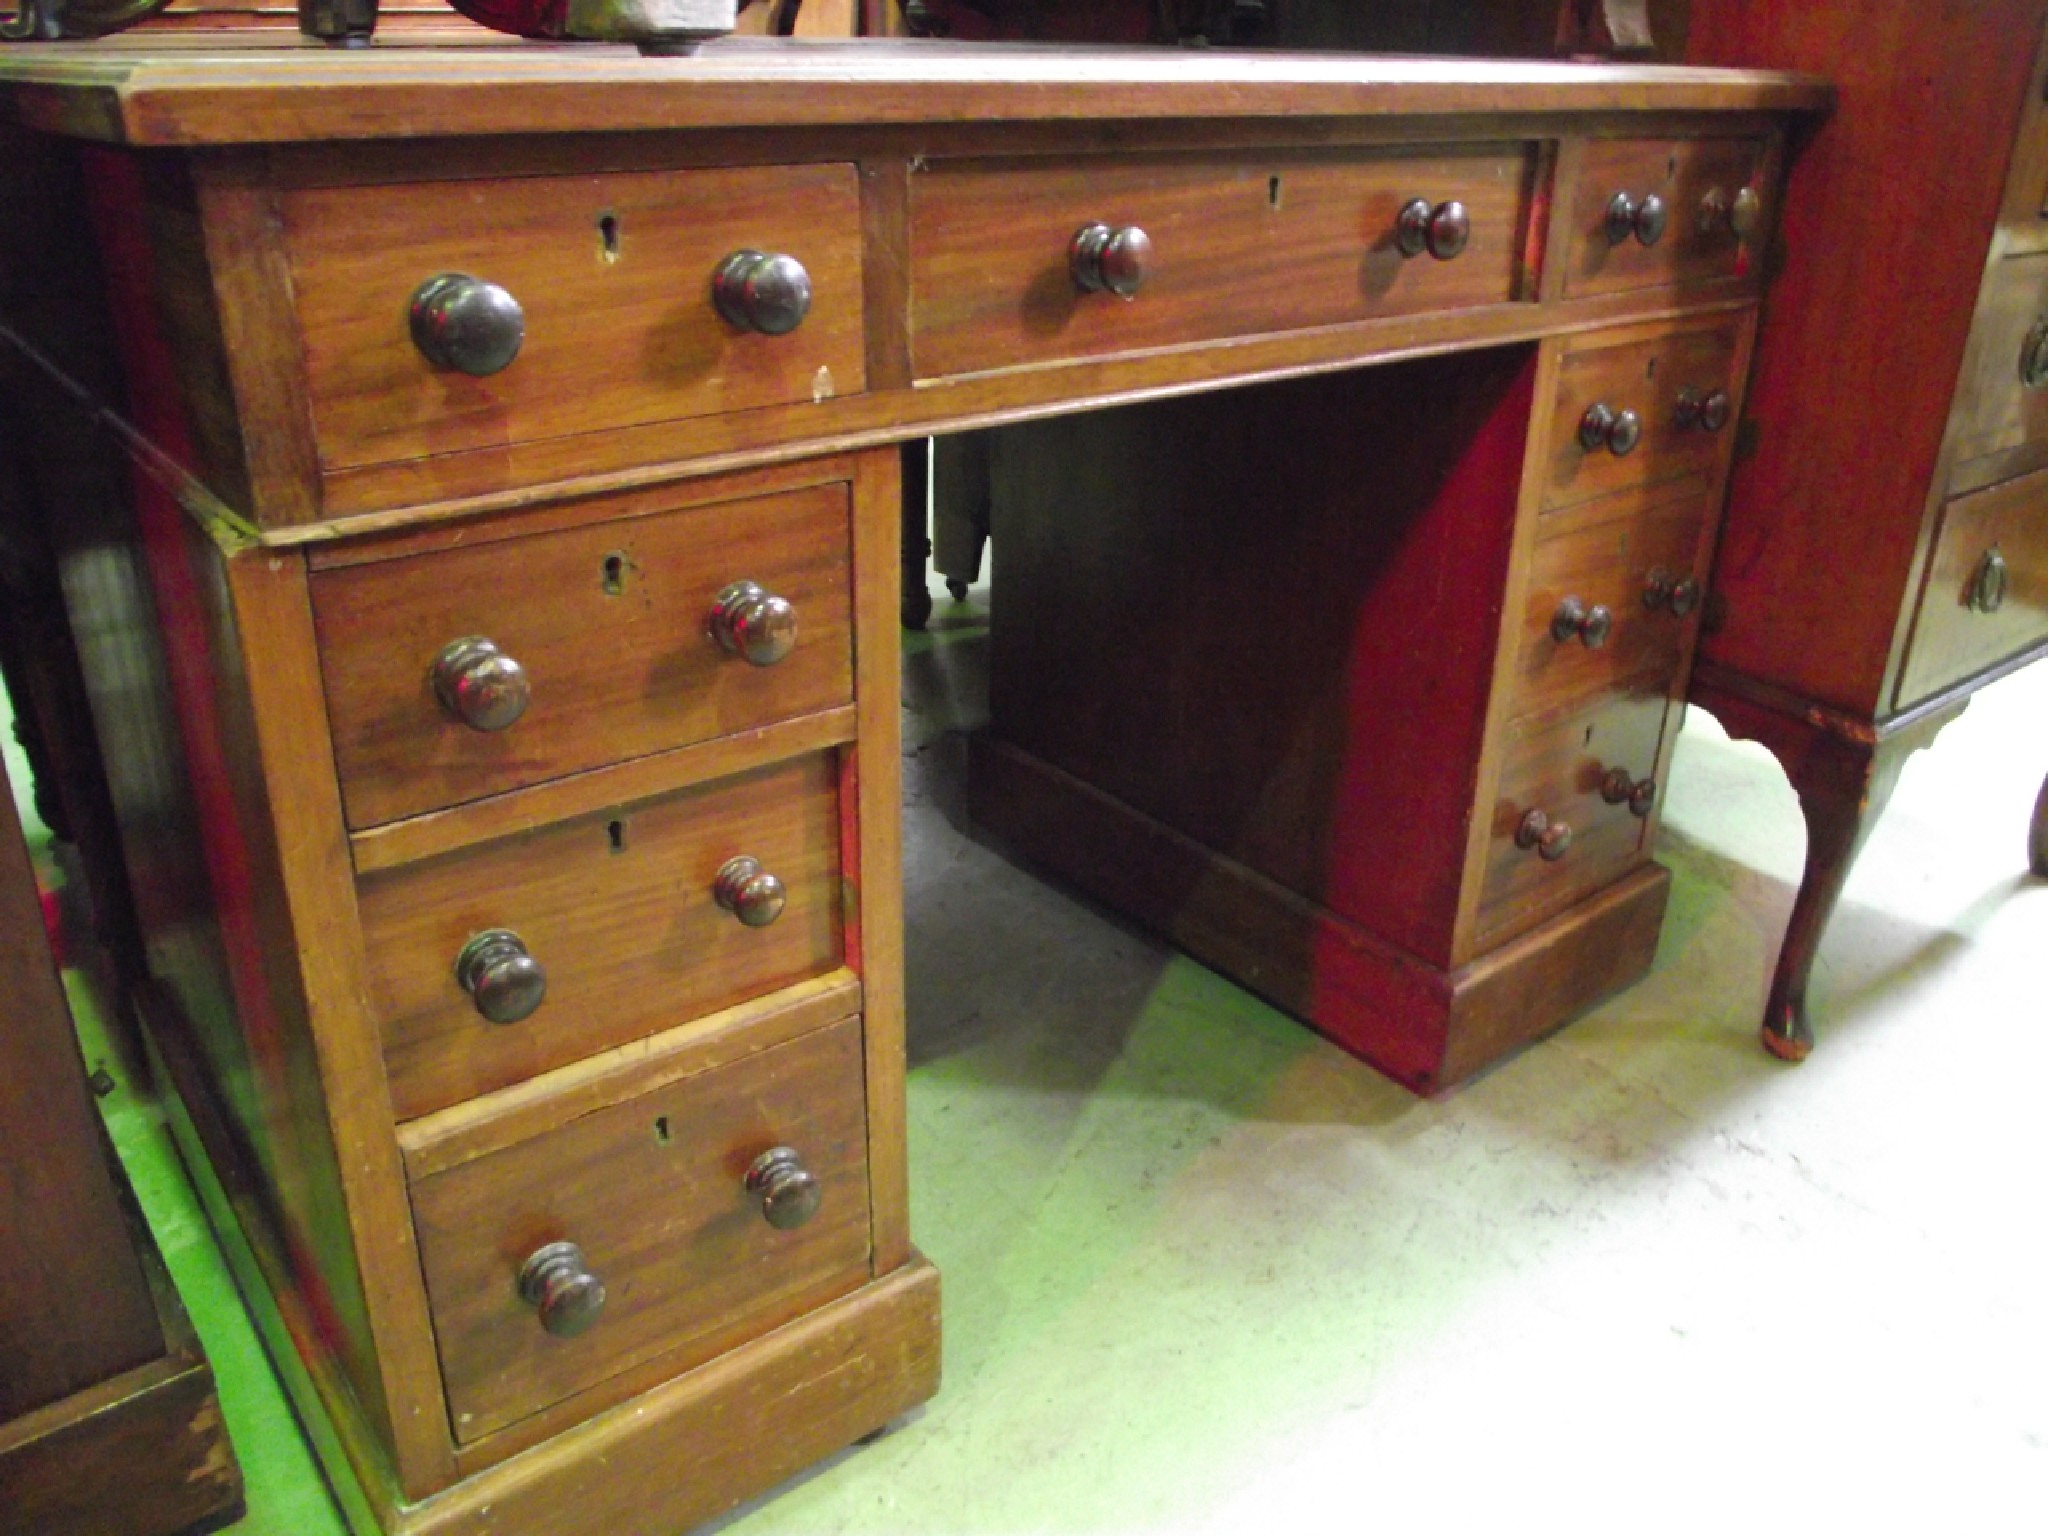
[0,38,1824,1536]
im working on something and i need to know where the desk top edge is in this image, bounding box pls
[0,35,1831,148]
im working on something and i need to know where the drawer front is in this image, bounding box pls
[361,754,845,1121]
[1544,320,1742,511]
[283,164,866,473]
[1949,252,2048,472]
[1512,488,1714,724]
[312,481,853,829]
[908,145,1534,380]
[1477,688,1671,945]
[1562,137,1766,298]
[1896,467,2048,705]
[410,1016,871,1443]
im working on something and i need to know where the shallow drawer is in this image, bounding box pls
[360,753,845,1121]
[1895,467,2048,706]
[282,163,866,474]
[311,480,853,829]
[1543,320,1742,512]
[1562,137,1766,298]
[410,1015,871,1444]
[1476,687,1671,946]
[1947,252,2048,475]
[908,144,1534,380]
[1511,487,1714,725]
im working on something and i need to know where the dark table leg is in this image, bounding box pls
[901,437,932,631]
[2031,770,2048,879]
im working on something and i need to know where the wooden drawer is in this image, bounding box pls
[1476,687,1670,945]
[360,753,845,1121]
[1948,252,2048,473]
[1562,137,1766,298]
[907,144,1534,380]
[1896,466,2048,705]
[1543,320,1742,512]
[281,163,866,474]
[1511,487,1714,724]
[311,480,853,829]
[409,1016,872,1445]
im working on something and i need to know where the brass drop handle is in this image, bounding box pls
[2021,321,2048,390]
[1396,198,1471,260]
[1601,767,1658,819]
[713,856,787,928]
[1697,185,1762,240]
[431,636,531,732]
[1516,808,1573,862]
[1550,596,1614,649]
[1642,570,1702,618]
[1579,402,1642,456]
[1673,387,1732,433]
[1604,190,1668,247]
[1971,547,2009,614]
[707,580,797,667]
[712,249,813,336]
[409,273,526,377]
[745,1146,821,1230]
[455,929,547,1024]
[519,1241,606,1338]
[1069,222,1154,299]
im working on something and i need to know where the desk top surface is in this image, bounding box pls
[0,35,1830,147]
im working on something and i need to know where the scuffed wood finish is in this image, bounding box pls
[906,144,1535,380]
[0,39,1829,148]
[362,752,846,1121]
[1894,470,2048,703]
[1560,134,1764,297]
[411,1016,871,1444]
[311,478,853,828]
[282,161,866,474]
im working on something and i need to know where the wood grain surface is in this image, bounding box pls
[1560,134,1763,298]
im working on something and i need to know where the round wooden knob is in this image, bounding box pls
[712,249,813,336]
[431,636,531,732]
[518,1242,606,1338]
[1642,571,1703,618]
[1673,387,1730,431]
[1396,198,1470,260]
[409,273,526,377]
[707,580,797,667]
[1578,403,1641,456]
[745,1147,821,1230]
[1515,808,1573,862]
[1605,191,1667,248]
[1069,222,1154,298]
[1550,596,1613,649]
[1971,548,2009,614]
[712,856,787,928]
[1601,767,1658,819]
[2022,321,2048,390]
[455,929,547,1024]
[1701,185,1764,240]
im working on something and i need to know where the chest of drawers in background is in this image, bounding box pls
[0,41,1822,1536]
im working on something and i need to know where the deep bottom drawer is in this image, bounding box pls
[1896,467,2048,704]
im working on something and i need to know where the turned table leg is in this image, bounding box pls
[2031,770,2048,879]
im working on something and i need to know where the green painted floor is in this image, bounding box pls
[9,595,2047,1532]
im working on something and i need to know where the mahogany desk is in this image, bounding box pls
[0,38,1825,1536]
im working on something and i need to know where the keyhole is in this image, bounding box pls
[598,212,621,263]
[1268,175,1284,209]
[602,552,630,595]
[607,818,627,853]
[654,1116,671,1144]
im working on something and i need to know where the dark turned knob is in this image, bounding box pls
[1602,767,1658,819]
[1971,548,2009,614]
[1605,190,1668,247]
[2022,321,2048,390]
[519,1242,606,1338]
[1396,198,1471,260]
[1644,570,1702,618]
[1515,808,1573,862]
[1578,402,1642,456]
[1069,222,1154,299]
[455,929,547,1025]
[707,580,797,667]
[712,250,813,336]
[745,1147,821,1230]
[1698,185,1763,241]
[1550,595,1613,649]
[1673,388,1730,432]
[713,856,787,928]
[431,636,530,732]
[408,274,525,378]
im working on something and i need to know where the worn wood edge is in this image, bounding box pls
[399,1257,940,1536]
[288,286,1761,542]
[349,706,859,873]
[397,972,864,1177]
[135,986,395,1536]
